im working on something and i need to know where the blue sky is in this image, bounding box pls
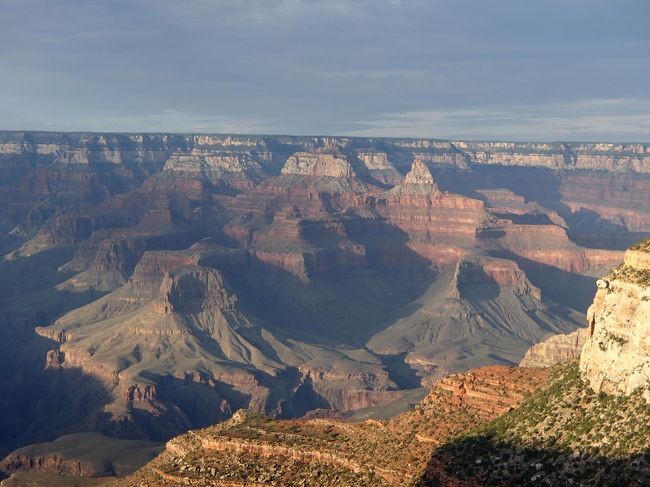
[1,0,649,141]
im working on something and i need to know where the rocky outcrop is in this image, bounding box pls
[404,159,436,185]
[44,350,64,368]
[449,257,541,300]
[580,239,650,398]
[388,159,441,196]
[519,327,589,368]
[432,366,549,416]
[356,151,400,184]
[281,152,355,178]
[161,149,266,190]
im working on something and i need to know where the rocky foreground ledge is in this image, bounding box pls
[105,367,548,487]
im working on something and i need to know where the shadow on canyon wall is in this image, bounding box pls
[431,165,646,251]
[0,248,111,451]
[378,352,422,390]
[0,367,113,453]
[492,251,598,314]
[227,220,435,348]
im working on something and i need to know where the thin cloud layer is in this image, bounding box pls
[351,99,650,142]
[0,0,648,140]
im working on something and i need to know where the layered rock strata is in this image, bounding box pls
[580,238,650,397]
[0,130,645,457]
[519,327,589,368]
[110,365,549,487]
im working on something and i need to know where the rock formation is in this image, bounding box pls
[580,238,650,397]
[519,327,589,368]
[0,130,645,459]
[35,245,400,438]
[281,152,355,179]
[388,158,441,196]
[356,151,400,184]
[519,328,589,368]
[108,365,549,487]
[368,255,579,380]
[517,236,650,395]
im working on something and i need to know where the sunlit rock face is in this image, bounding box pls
[580,239,650,398]
[280,152,355,179]
[520,328,589,368]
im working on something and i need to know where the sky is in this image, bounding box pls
[1,0,649,142]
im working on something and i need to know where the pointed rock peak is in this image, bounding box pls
[404,159,435,185]
[388,159,441,196]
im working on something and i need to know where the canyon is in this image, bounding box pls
[95,237,650,487]
[0,131,648,485]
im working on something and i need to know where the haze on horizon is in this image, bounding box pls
[1,0,649,142]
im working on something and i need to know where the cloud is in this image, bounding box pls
[0,0,648,140]
[349,99,650,142]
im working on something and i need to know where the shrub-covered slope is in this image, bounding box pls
[421,363,650,486]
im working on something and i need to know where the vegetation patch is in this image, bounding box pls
[630,237,650,253]
[422,363,650,486]
[608,263,650,285]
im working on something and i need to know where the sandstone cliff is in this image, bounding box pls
[580,238,650,398]
[519,327,589,368]
[281,152,355,179]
